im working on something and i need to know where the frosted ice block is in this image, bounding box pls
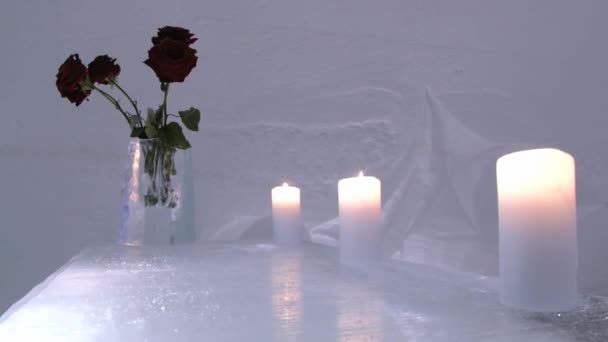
[1,242,607,341]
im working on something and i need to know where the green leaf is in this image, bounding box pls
[146,108,157,123]
[178,107,200,131]
[158,122,191,149]
[127,115,140,129]
[155,105,164,123]
[145,108,158,138]
[79,79,93,92]
[130,126,145,138]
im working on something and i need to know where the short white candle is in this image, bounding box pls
[496,148,578,311]
[338,171,382,266]
[271,183,303,246]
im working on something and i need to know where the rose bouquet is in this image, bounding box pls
[55,26,200,210]
[55,26,200,147]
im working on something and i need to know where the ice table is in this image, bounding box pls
[1,242,608,341]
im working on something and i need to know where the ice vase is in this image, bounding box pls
[118,138,195,246]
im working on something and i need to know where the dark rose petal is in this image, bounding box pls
[88,55,121,84]
[144,39,198,83]
[55,54,90,106]
[152,26,197,46]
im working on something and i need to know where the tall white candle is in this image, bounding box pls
[338,172,382,266]
[272,183,302,246]
[496,148,578,311]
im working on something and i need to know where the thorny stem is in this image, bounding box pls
[92,86,131,125]
[110,80,143,126]
[162,83,170,126]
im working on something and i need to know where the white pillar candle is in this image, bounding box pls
[338,172,382,266]
[272,183,303,246]
[496,148,578,311]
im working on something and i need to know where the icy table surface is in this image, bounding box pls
[1,242,608,341]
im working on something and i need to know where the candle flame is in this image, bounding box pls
[358,171,364,177]
[283,182,288,187]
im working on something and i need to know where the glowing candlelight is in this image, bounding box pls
[338,171,382,266]
[496,148,578,311]
[271,182,302,246]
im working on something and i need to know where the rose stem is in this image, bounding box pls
[110,80,143,126]
[92,85,131,125]
[162,83,170,126]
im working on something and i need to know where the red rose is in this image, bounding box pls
[152,26,197,46]
[55,54,90,106]
[144,39,198,83]
[88,55,121,84]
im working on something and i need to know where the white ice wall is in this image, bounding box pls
[1,0,607,313]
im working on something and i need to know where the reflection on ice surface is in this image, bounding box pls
[1,242,608,341]
[271,253,302,341]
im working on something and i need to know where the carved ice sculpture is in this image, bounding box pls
[392,88,528,274]
[310,87,526,275]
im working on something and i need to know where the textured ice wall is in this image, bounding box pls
[198,118,404,241]
[1,0,608,313]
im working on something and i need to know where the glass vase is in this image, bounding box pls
[118,138,195,246]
